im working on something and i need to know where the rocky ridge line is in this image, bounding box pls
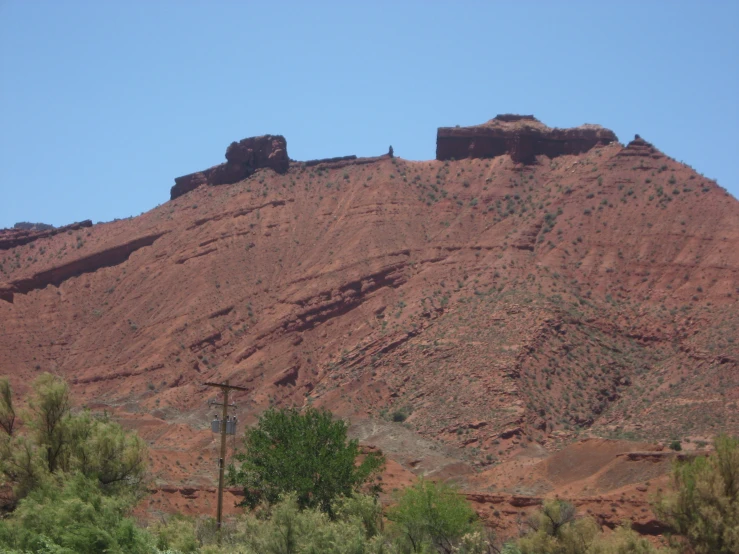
[0,220,93,251]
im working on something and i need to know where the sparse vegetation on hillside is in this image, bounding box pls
[1,133,738,547]
[1,375,737,553]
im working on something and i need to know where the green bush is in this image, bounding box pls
[0,378,16,436]
[0,373,147,503]
[165,494,385,554]
[150,514,199,553]
[515,500,665,554]
[654,434,739,553]
[386,479,481,553]
[391,411,408,423]
[588,526,666,553]
[0,374,151,553]
[0,472,152,554]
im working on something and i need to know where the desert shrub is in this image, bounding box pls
[0,373,147,503]
[0,374,150,553]
[654,434,739,553]
[186,493,386,554]
[588,525,664,553]
[386,479,480,553]
[516,500,665,554]
[0,378,16,436]
[0,472,152,554]
[150,514,199,553]
[516,500,598,554]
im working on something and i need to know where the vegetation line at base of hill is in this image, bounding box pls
[1,374,737,553]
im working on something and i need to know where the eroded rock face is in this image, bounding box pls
[171,135,289,199]
[436,114,618,164]
[0,232,167,303]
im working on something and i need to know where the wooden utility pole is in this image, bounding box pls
[204,380,248,531]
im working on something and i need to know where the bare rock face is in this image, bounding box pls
[436,114,617,164]
[171,135,289,200]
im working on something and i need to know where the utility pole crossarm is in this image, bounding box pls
[204,381,249,392]
[203,380,247,535]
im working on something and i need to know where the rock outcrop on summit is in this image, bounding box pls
[617,135,664,159]
[436,114,617,164]
[171,135,289,199]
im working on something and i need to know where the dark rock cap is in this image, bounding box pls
[171,135,289,200]
[436,115,618,164]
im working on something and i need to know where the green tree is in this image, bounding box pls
[65,410,148,490]
[228,407,384,517]
[654,434,739,554]
[29,372,72,473]
[386,479,480,553]
[0,373,148,503]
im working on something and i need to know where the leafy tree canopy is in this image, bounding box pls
[228,407,384,517]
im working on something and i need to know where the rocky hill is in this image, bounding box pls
[1,115,737,534]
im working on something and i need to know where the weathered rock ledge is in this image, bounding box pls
[171,135,289,200]
[436,114,617,164]
[170,117,617,199]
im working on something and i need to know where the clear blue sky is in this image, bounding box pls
[1,1,737,228]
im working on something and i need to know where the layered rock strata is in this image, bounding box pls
[436,114,617,164]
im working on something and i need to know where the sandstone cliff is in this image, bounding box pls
[171,135,289,199]
[436,114,617,164]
